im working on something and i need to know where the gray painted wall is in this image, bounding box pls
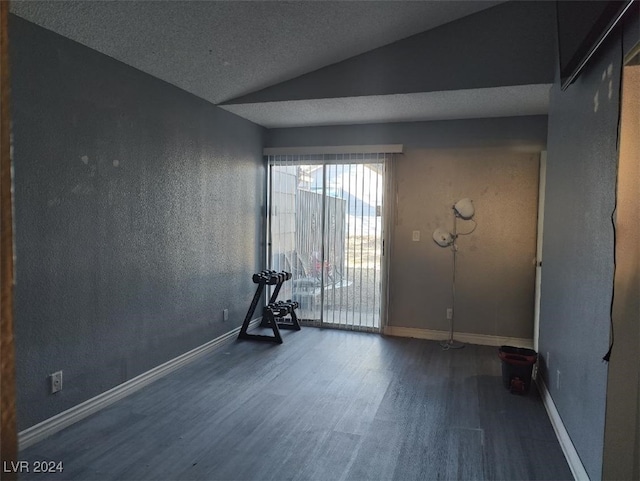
[225,1,555,104]
[538,14,640,479]
[266,116,548,151]
[10,16,265,430]
[267,119,544,339]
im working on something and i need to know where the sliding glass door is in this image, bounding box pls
[267,154,388,332]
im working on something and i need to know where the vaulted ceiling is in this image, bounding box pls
[10,1,556,128]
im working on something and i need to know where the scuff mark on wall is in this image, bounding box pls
[71,182,96,195]
[608,63,615,100]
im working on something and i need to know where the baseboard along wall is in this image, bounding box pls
[18,319,261,450]
[383,325,534,349]
[536,377,590,481]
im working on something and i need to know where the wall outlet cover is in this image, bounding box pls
[51,371,63,394]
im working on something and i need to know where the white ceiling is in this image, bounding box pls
[9,0,548,128]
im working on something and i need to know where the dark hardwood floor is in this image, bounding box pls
[19,328,573,480]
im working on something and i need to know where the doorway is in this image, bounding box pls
[266,153,389,332]
[602,45,640,480]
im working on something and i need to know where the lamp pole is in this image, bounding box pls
[441,208,465,350]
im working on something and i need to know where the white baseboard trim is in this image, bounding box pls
[18,319,260,450]
[383,326,533,349]
[536,377,590,481]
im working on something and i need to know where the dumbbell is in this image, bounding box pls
[285,301,298,313]
[276,300,291,310]
[285,299,299,310]
[252,272,265,284]
[252,270,272,284]
[252,270,275,285]
[265,303,285,317]
[263,303,277,314]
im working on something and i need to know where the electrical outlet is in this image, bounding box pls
[556,369,561,390]
[412,230,420,242]
[446,308,453,320]
[51,371,62,394]
[223,309,229,321]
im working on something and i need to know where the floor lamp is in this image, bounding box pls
[432,198,476,350]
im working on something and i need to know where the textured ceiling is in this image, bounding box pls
[11,1,554,128]
[10,0,504,105]
[220,84,552,128]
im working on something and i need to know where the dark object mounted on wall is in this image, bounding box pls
[557,0,635,90]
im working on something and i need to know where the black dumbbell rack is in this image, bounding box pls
[238,270,301,344]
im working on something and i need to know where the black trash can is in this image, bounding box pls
[498,346,538,394]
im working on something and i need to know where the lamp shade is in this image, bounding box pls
[432,227,453,247]
[453,198,474,219]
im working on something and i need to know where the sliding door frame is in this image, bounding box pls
[263,147,402,333]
